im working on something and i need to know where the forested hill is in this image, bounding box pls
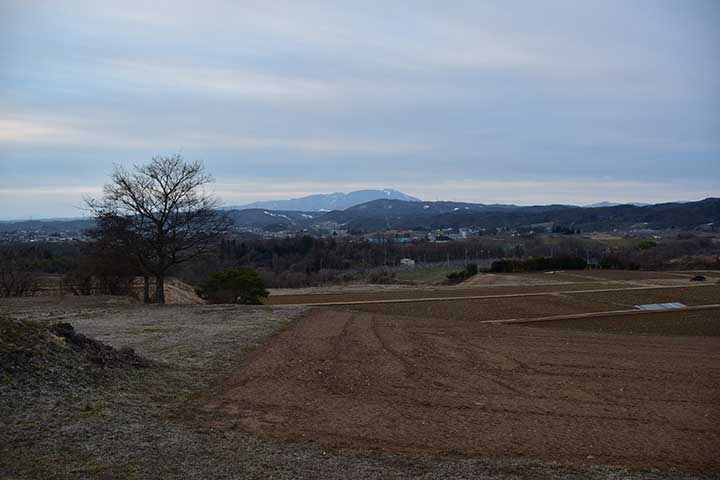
[2,198,718,236]
[0,218,95,233]
[319,197,720,232]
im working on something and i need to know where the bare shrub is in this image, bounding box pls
[0,245,39,297]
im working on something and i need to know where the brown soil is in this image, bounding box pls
[525,308,720,336]
[564,285,720,309]
[455,272,575,285]
[342,285,720,322]
[557,270,697,281]
[344,293,615,321]
[462,270,702,284]
[198,309,720,472]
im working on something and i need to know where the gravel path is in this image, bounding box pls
[1,297,717,479]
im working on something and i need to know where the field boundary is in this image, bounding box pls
[291,283,719,307]
[478,303,720,325]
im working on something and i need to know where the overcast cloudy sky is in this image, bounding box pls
[1,0,718,219]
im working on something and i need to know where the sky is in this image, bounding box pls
[0,0,718,219]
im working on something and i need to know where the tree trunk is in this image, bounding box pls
[143,276,150,303]
[155,274,165,304]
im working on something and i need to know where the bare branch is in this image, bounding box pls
[85,154,227,304]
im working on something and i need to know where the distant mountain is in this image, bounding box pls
[224,209,318,232]
[322,198,720,232]
[0,218,94,233]
[3,198,717,237]
[228,189,420,211]
[584,201,649,208]
[322,199,578,231]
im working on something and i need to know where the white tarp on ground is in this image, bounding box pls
[635,302,687,311]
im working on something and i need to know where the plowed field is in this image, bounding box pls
[266,282,616,305]
[343,285,720,322]
[200,309,720,471]
[526,307,720,336]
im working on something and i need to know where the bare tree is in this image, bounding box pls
[87,155,229,304]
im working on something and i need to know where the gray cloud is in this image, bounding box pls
[0,0,718,218]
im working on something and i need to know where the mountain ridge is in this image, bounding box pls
[584,201,650,208]
[318,197,720,232]
[2,198,717,236]
[225,189,420,211]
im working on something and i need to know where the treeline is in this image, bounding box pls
[2,232,719,293]
[211,236,511,287]
[0,242,80,274]
[151,232,720,287]
[218,236,508,272]
[597,234,718,270]
[0,241,142,297]
[0,242,84,297]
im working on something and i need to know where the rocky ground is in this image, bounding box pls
[1,296,718,479]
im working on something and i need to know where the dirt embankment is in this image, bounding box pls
[0,317,149,387]
[127,277,206,304]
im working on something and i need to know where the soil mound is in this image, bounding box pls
[128,276,205,304]
[164,277,205,304]
[0,317,149,386]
